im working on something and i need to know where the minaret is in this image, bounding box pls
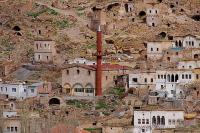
[96,26,103,96]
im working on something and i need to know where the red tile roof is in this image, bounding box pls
[40,124,90,133]
[90,63,131,71]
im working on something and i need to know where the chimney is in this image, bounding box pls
[96,25,102,96]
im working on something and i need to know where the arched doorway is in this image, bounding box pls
[63,83,71,95]
[49,98,60,105]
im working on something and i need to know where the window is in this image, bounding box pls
[176,52,178,55]
[189,66,192,69]
[12,88,16,92]
[5,87,7,92]
[88,70,91,76]
[142,119,145,124]
[15,127,18,131]
[138,119,141,124]
[164,75,166,79]
[132,78,138,82]
[11,127,14,132]
[189,74,191,79]
[85,88,94,93]
[66,70,69,75]
[168,119,171,125]
[157,48,159,51]
[161,85,164,89]
[106,76,108,80]
[161,75,163,79]
[146,119,149,124]
[77,69,80,74]
[38,55,40,60]
[186,74,188,79]
[172,119,175,125]
[31,89,34,93]
[1,87,2,91]
[151,48,153,51]
[142,129,145,132]
[144,78,147,83]
[158,75,160,79]
[75,88,84,92]
[171,90,174,94]
[151,78,153,82]
[47,56,49,60]
[182,74,184,79]
[7,127,10,131]
[24,89,26,92]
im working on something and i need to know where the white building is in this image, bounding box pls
[155,70,195,98]
[128,71,156,90]
[147,41,174,60]
[128,69,197,98]
[174,34,200,48]
[67,57,96,65]
[3,111,17,118]
[133,110,184,133]
[0,82,43,100]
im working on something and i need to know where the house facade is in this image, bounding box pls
[0,82,44,100]
[128,70,156,90]
[146,6,160,27]
[174,35,200,48]
[133,110,184,133]
[62,64,130,96]
[34,40,56,63]
[147,41,174,60]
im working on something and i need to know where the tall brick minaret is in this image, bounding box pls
[96,26,103,96]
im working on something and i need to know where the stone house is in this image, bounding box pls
[162,47,184,62]
[3,117,21,133]
[33,40,56,63]
[128,70,156,90]
[146,5,160,27]
[61,64,130,96]
[146,41,174,60]
[133,110,184,133]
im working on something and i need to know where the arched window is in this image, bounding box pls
[175,74,178,82]
[152,116,156,125]
[175,41,178,47]
[179,40,182,47]
[157,116,160,125]
[161,116,165,125]
[171,74,175,82]
[167,74,170,82]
